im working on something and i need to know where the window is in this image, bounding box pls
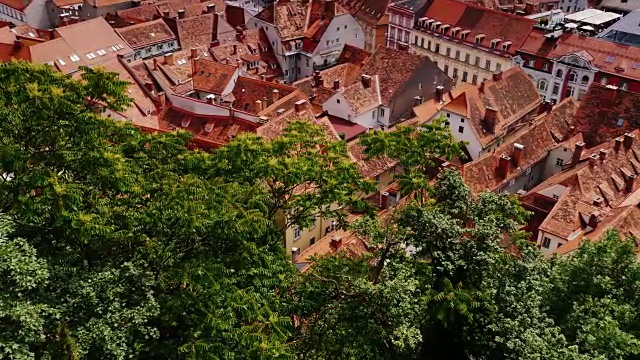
[284,70,289,76]
[418,82,422,90]
[474,56,480,66]
[414,35,418,44]
[526,167,532,175]
[453,68,458,79]
[461,118,465,123]
[462,71,468,82]
[472,74,478,85]
[465,53,470,63]
[446,112,451,118]
[581,75,589,85]
[543,62,550,71]
[496,63,501,72]
[617,117,625,126]
[372,111,376,119]
[420,38,425,47]
[542,237,551,248]
[380,108,385,117]
[552,83,560,95]
[337,99,340,104]
[404,32,410,43]
[485,59,491,70]
[458,126,464,133]
[600,76,608,85]
[434,43,440,53]
[527,59,535,66]
[455,50,460,59]
[306,58,309,67]
[294,226,301,240]
[568,72,577,83]
[537,79,548,91]
[444,64,449,74]
[552,194,559,200]
[555,69,563,78]
[556,158,563,166]
[446,47,451,56]
[621,82,629,90]
[564,85,574,99]
[509,179,515,186]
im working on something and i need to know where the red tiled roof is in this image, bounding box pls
[0,0,32,11]
[337,43,370,66]
[295,228,369,272]
[421,0,535,56]
[255,0,307,40]
[0,42,30,62]
[463,119,555,193]
[176,13,214,50]
[348,137,397,179]
[572,83,640,147]
[543,97,579,142]
[355,0,390,25]
[115,19,176,49]
[341,75,381,114]
[192,58,237,94]
[231,76,296,114]
[328,115,368,141]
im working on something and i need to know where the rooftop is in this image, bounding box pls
[418,0,536,56]
[192,57,237,95]
[175,13,214,50]
[0,0,33,11]
[231,76,297,114]
[255,0,307,40]
[115,19,176,49]
[355,0,391,25]
[348,137,397,179]
[340,75,381,114]
[597,9,640,46]
[599,0,640,13]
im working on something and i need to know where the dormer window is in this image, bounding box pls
[490,39,501,49]
[461,30,470,41]
[501,41,512,52]
[475,34,485,44]
[440,24,449,34]
[450,27,460,38]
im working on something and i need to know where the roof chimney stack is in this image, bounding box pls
[588,154,599,167]
[272,88,280,103]
[484,106,498,134]
[329,236,343,251]
[492,71,503,82]
[157,91,166,108]
[498,154,511,178]
[588,211,600,229]
[333,79,340,90]
[206,3,216,13]
[414,95,423,107]
[163,10,170,17]
[599,149,608,160]
[572,141,585,164]
[294,99,306,114]
[190,47,199,59]
[255,99,263,112]
[164,52,174,66]
[615,137,624,152]
[512,143,524,167]
[624,132,635,149]
[291,247,300,262]
[177,9,186,19]
[626,174,637,193]
[143,81,155,94]
[435,85,444,103]
[361,74,371,88]
[12,39,22,49]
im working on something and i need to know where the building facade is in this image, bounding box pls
[0,0,51,28]
[386,0,431,50]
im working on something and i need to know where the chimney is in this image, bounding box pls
[255,99,262,111]
[177,9,186,19]
[492,71,503,82]
[361,74,371,88]
[206,3,216,13]
[380,191,390,209]
[588,211,600,229]
[164,53,174,66]
[615,137,624,152]
[512,143,524,167]
[599,149,608,160]
[12,39,22,49]
[210,40,220,48]
[163,10,170,17]
[626,174,637,193]
[498,154,511,178]
[588,154,599,167]
[157,91,166,108]
[206,95,215,104]
[152,57,159,70]
[435,85,444,103]
[414,95,423,107]
[572,141,585,164]
[329,236,343,251]
[484,107,498,134]
[294,99,306,113]
[272,88,280,103]
[143,81,155,93]
[537,100,553,115]
[232,44,237,55]
[312,71,322,87]
[479,80,485,93]
[624,132,635,149]
[191,48,199,59]
[333,79,340,90]
[291,247,300,262]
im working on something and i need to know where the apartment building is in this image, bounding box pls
[386,0,431,50]
[115,19,179,60]
[410,0,535,87]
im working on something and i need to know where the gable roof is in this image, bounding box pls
[255,0,308,40]
[176,13,214,50]
[115,19,176,49]
[0,0,33,11]
[354,0,391,25]
[463,119,555,193]
[340,75,381,114]
[0,41,30,62]
[572,83,640,147]
[348,137,397,179]
[420,0,536,57]
[231,76,297,114]
[192,58,237,94]
[544,97,580,142]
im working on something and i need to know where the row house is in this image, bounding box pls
[248,0,364,84]
[115,18,178,60]
[300,46,450,128]
[410,67,541,161]
[386,0,430,50]
[409,0,536,88]
[515,29,640,104]
[461,97,580,195]
[335,0,390,52]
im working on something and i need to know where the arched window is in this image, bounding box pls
[555,69,563,78]
[537,79,548,91]
[568,72,577,83]
[581,75,589,85]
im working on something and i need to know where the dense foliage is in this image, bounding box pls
[1,61,640,359]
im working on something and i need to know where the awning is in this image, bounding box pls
[565,23,578,29]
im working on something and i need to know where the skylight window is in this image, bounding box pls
[96,49,107,56]
[69,54,80,62]
[86,52,96,59]
[634,62,639,69]
[57,58,66,65]
[604,55,616,63]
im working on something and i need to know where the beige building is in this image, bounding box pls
[408,0,535,87]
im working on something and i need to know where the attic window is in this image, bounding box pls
[460,30,470,41]
[440,24,449,34]
[501,41,512,52]
[617,117,625,126]
[475,34,485,44]
[490,39,501,49]
[604,55,616,63]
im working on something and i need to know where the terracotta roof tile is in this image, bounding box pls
[463,119,555,193]
[328,115,368,140]
[192,58,237,94]
[355,0,390,24]
[115,19,176,49]
[231,76,296,114]
[175,13,214,50]
[543,97,580,142]
[255,0,307,40]
[422,0,535,56]
[84,0,129,8]
[0,42,30,62]
[348,137,397,179]
[341,75,381,114]
[337,43,370,66]
[295,229,369,272]
[572,83,640,147]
